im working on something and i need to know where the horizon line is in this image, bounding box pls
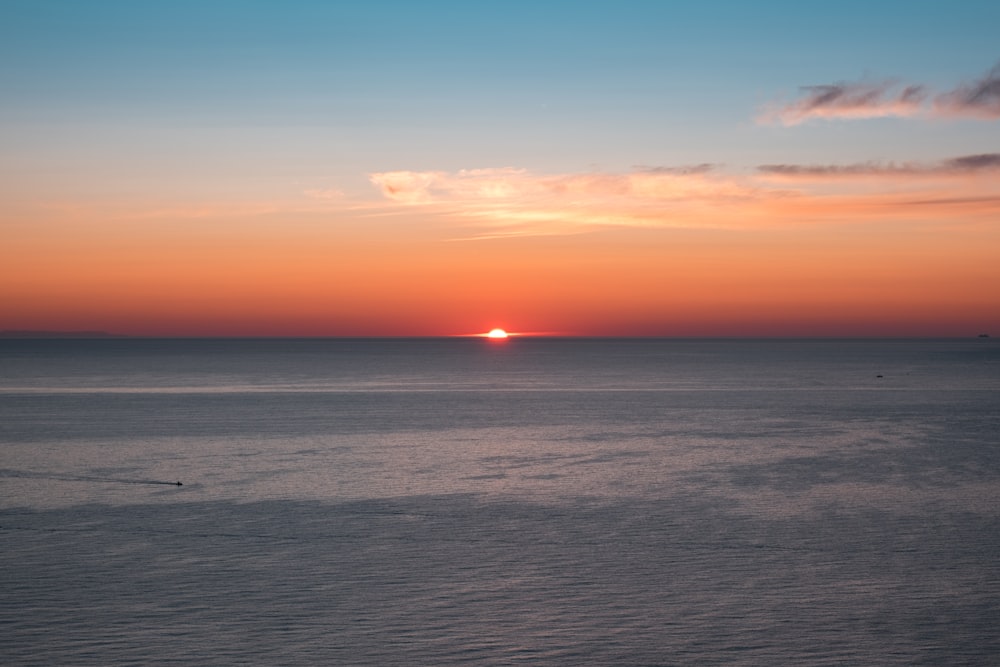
[0,330,992,341]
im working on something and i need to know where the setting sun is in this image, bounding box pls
[487,328,509,339]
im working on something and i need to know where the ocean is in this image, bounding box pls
[1,337,998,665]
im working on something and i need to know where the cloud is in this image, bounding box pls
[934,63,1000,119]
[370,168,538,204]
[369,167,766,236]
[371,167,757,206]
[303,187,345,200]
[370,160,1000,237]
[761,62,1000,124]
[758,153,1000,178]
[944,153,1000,170]
[759,81,926,125]
[753,153,1000,225]
[632,163,717,175]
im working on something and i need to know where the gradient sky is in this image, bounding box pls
[2,0,999,336]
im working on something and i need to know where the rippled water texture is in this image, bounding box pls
[2,338,999,665]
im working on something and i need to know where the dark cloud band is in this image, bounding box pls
[758,153,1000,177]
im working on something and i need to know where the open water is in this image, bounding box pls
[1,337,998,665]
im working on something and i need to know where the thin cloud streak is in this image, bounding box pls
[934,63,1000,119]
[759,81,926,125]
[632,163,718,175]
[758,153,1000,178]
[761,62,1000,124]
[369,168,757,204]
[32,191,375,224]
[302,187,345,200]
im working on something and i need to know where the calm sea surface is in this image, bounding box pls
[2,338,998,665]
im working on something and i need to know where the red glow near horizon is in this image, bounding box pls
[3,212,998,339]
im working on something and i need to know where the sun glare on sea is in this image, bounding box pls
[487,328,509,339]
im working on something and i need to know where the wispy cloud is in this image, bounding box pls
[370,159,1000,237]
[759,81,926,125]
[761,63,1000,125]
[632,163,717,175]
[944,153,1000,170]
[933,63,1000,119]
[35,189,364,225]
[752,153,1000,224]
[302,187,345,200]
[370,167,754,204]
[369,167,763,236]
[758,153,1000,178]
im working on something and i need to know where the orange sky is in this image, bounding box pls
[4,182,998,336]
[2,4,998,337]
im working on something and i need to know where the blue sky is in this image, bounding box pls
[5,1,998,182]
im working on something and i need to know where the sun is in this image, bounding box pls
[486,328,509,339]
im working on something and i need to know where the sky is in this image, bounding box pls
[2,0,999,337]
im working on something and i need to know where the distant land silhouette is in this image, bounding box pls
[0,330,126,339]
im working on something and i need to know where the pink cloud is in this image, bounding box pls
[760,63,1000,124]
[757,153,1000,178]
[369,167,769,237]
[370,160,1000,237]
[934,63,1000,119]
[370,167,755,205]
[302,187,345,200]
[759,81,926,125]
